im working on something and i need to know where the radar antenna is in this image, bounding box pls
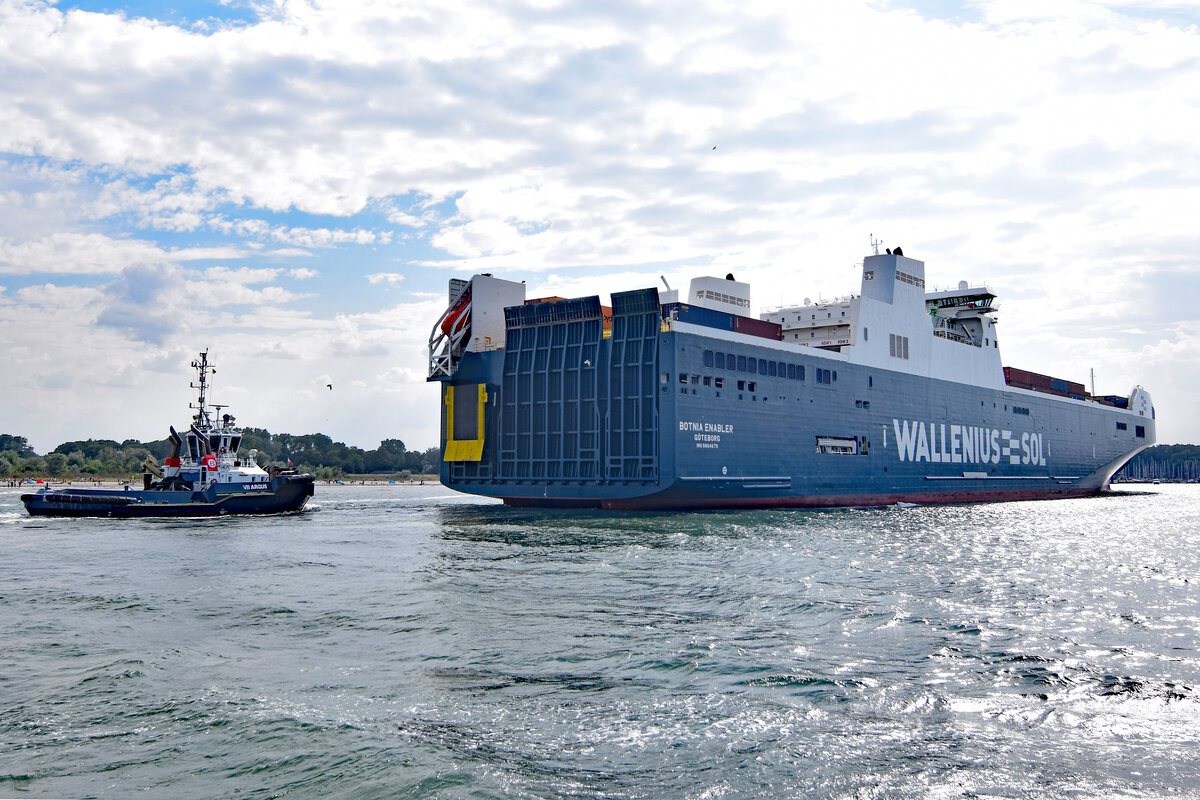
[870,233,883,256]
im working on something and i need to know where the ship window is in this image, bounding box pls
[756,358,765,374]
[703,376,711,387]
[229,436,241,452]
[787,364,796,379]
[1136,425,1145,438]
[748,359,757,375]
[868,376,873,388]
[187,435,200,460]
[1116,422,1127,431]
[737,356,747,372]
[903,337,909,359]
[727,353,735,370]
[679,372,688,384]
[797,365,805,381]
[748,382,756,392]
[864,327,868,341]
[715,352,725,369]
[715,377,723,388]
[209,434,220,452]
[737,380,745,391]
[661,372,669,384]
[691,375,699,385]
[703,350,714,367]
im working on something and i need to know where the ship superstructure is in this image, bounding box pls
[427,249,1155,509]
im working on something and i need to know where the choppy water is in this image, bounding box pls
[2,484,1199,799]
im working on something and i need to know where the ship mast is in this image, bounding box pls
[190,351,214,431]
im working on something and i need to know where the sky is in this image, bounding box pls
[1,0,1198,454]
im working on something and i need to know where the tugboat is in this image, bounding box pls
[22,352,315,517]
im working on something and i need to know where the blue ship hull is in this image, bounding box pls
[21,474,315,517]
[435,289,1153,509]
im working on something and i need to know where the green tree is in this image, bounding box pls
[0,434,35,457]
[44,452,68,477]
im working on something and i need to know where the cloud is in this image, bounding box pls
[95,262,182,344]
[2,0,1200,449]
[366,272,405,286]
[204,265,283,283]
[0,232,165,275]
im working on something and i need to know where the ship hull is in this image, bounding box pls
[436,320,1153,510]
[21,474,315,517]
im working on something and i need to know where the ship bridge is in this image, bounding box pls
[925,283,998,348]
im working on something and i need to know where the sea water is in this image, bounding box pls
[1,484,1198,798]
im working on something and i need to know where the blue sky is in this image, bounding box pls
[2,0,1199,453]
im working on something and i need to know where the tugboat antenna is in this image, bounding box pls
[190,350,212,429]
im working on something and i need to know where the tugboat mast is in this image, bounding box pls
[190,350,214,430]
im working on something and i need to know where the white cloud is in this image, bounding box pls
[2,0,1199,448]
[204,266,283,284]
[0,232,161,275]
[366,272,405,286]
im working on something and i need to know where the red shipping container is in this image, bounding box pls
[733,315,782,341]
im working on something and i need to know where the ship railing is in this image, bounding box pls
[760,294,859,313]
[428,293,473,379]
[931,318,981,347]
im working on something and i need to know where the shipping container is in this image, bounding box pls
[733,315,783,341]
[662,302,736,332]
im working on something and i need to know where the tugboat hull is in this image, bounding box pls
[21,475,315,518]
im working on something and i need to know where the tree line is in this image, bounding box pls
[0,432,440,481]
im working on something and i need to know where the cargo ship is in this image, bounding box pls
[426,247,1155,509]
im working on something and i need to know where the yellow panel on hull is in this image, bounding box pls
[443,384,487,462]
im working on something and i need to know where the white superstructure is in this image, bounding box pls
[761,252,1006,389]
